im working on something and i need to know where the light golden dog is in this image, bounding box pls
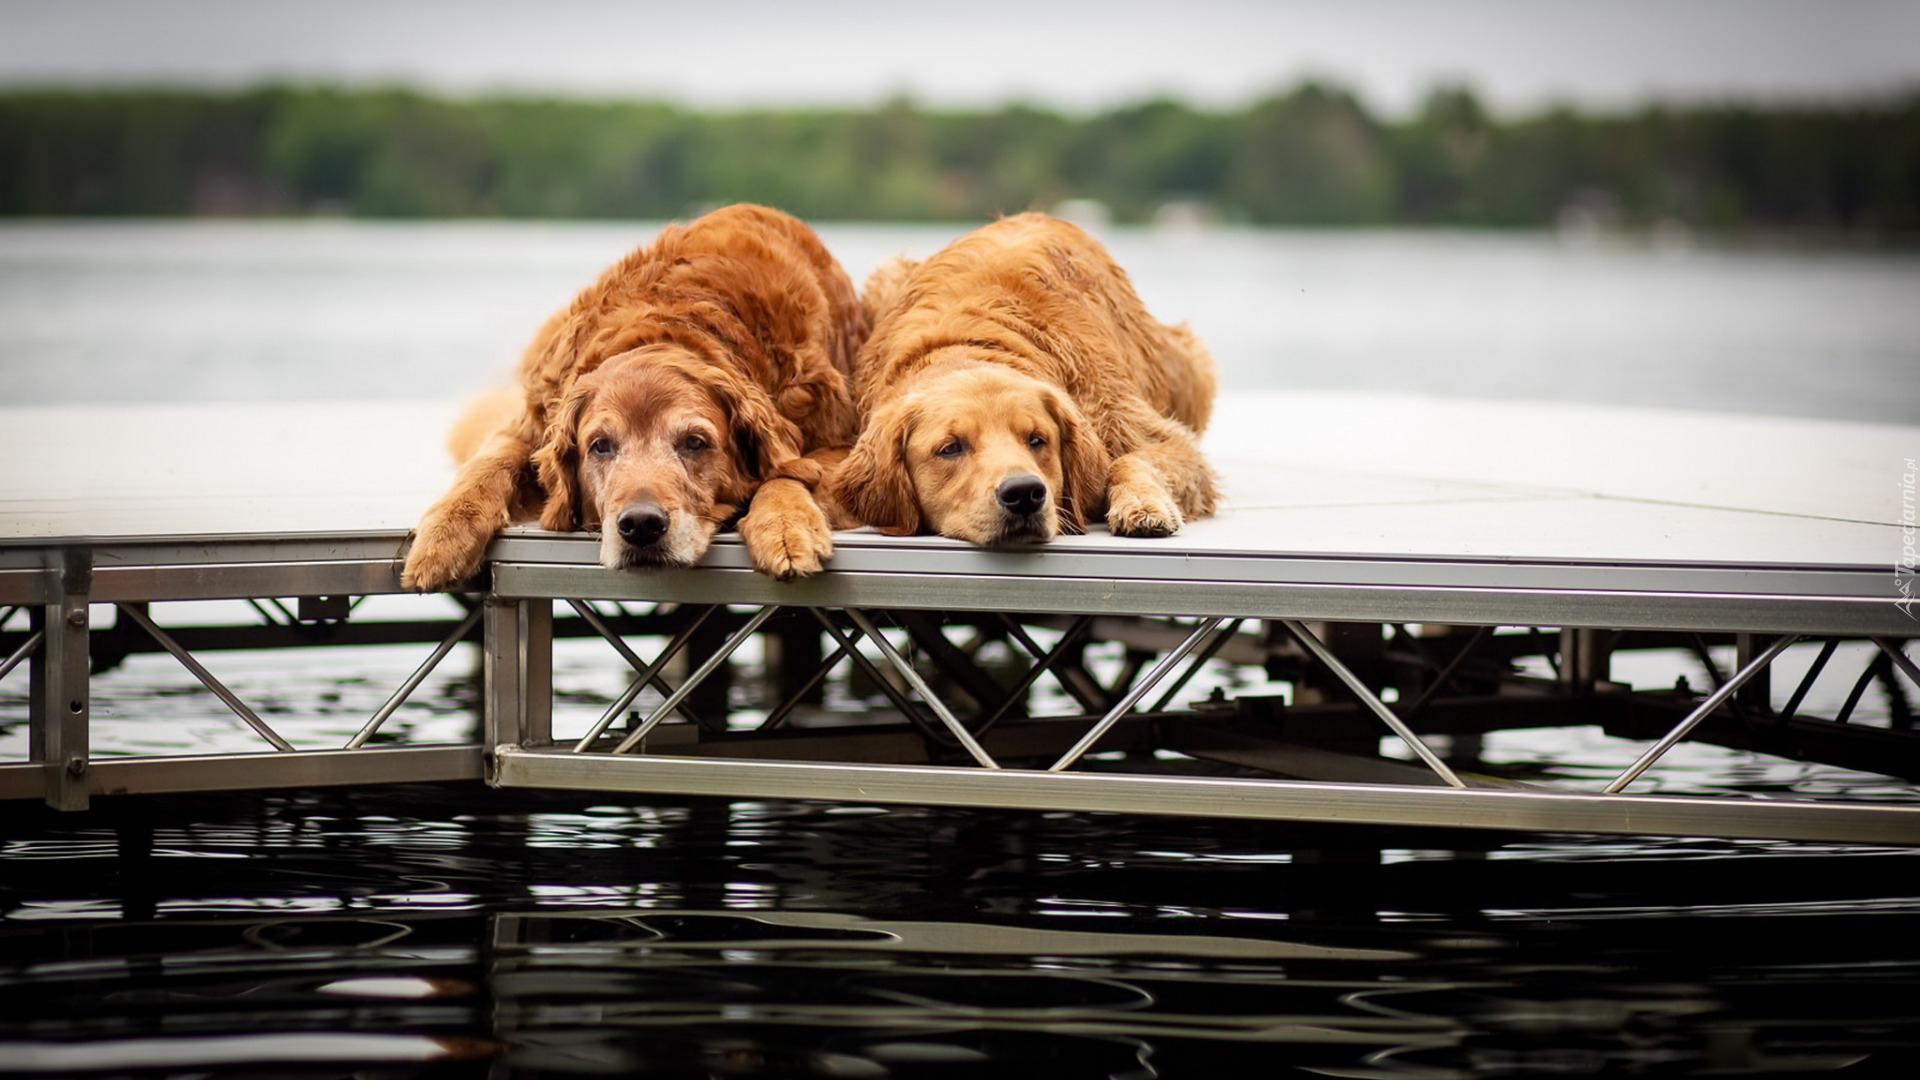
[401,204,866,590]
[823,213,1217,545]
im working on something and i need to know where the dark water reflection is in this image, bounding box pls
[3,785,1918,1078]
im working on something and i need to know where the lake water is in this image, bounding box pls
[3,220,1918,423]
[2,221,1919,1077]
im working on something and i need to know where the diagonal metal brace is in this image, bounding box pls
[802,607,936,730]
[806,609,961,746]
[1279,618,1465,789]
[609,605,779,755]
[572,604,719,752]
[344,605,481,750]
[1874,637,1920,692]
[845,609,1000,770]
[998,613,1108,713]
[757,639,853,731]
[1604,633,1800,794]
[116,602,295,752]
[569,600,706,731]
[1149,618,1243,713]
[1050,616,1226,772]
[0,629,43,683]
[977,615,1096,735]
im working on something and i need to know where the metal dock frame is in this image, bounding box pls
[4,529,1918,845]
[0,536,488,807]
[480,531,1920,847]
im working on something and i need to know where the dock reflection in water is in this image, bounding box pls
[2,785,1917,1078]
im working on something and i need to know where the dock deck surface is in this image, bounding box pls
[5,390,1908,569]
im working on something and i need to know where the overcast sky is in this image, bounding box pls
[3,0,1915,116]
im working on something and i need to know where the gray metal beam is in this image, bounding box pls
[92,561,405,603]
[494,749,1920,846]
[486,531,1888,600]
[0,746,483,800]
[491,562,1910,637]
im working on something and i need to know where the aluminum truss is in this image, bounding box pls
[482,570,1920,845]
[5,532,1920,845]
[0,540,485,808]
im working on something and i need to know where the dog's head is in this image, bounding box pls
[827,362,1109,545]
[532,347,799,569]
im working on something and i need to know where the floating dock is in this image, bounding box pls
[3,392,1916,844]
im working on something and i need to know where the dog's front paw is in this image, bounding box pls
[400,511,492,591]
[1106,486,1183,538]
[740,482,834,581]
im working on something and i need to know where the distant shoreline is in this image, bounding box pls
[2,83,1916,238]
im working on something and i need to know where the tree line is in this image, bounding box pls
[2,82,1915,233]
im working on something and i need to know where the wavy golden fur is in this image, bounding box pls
[824,213,1218,545]
[401,204,867,590]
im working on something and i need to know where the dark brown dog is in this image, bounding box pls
[401,204,866,590]
[824,213,1217,544]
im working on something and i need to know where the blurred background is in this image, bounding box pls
[3,0,1917,420]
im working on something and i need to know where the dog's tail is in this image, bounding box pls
[1157,321,1218,435]
[860,255,921,328]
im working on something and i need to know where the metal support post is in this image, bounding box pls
[35,549,91,810]
[1149,618,1243,712]
[1000,614,1107,713]
[484,597,526,758]
[522,598,553,750]
[681,611,736,724]
[766,616,825,708]
[1560,628,1614,695]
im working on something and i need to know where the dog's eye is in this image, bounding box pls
[1027,433,1048,450]
[934,439,965,459]
[679,433,710,454]
[589,437,615,457]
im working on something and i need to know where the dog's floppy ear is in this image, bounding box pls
[1045,386,1111,534]
[705,364,804,481]
[825,399,921,536]
[532,380,592,532]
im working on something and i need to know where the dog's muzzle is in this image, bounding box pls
[996,474,1049,518]
[616,502,669,548]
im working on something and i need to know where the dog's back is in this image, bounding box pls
[516,204,865,449]
[860,213,1215,436]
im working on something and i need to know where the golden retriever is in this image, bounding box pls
[823,213,1217,544]
[400,203,866,590]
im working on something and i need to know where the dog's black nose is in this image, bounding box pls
[996,474,1049,517]
[617,503,669,546]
